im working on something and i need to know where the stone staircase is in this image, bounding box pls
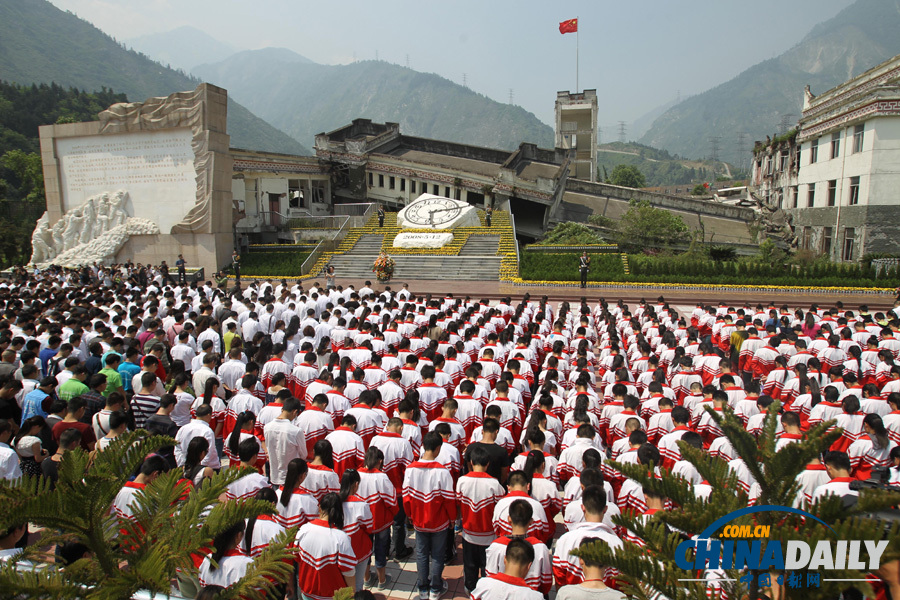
[323,213,505,281]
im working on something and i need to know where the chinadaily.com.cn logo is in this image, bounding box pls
[674,505,890,589]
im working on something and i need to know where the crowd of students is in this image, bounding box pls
[1,265,900,600]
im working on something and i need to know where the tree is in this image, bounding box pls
[574,404,900,600]
[617,199,690,251]
[1,149,44,203]
[536,221,606,246]
[0,431,296,600]
[608,164,646,188]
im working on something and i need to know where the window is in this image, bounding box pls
[848,176,860,205]
[445,186,451,197]
[410,181,416,194]
[389,176,395,190]
[827,180,837,206]
[433,184,439,195]
[765,157,773,175]
[455,188,461,200]
[400,178,405,192]
[790,186,799,208]
[853,124,864,153]
[831,132,840,159]
[807,185,815,208]
[842,228,855,261]
[822,227,833,257]
[779,150,789,172]
[802,227,810,250]
[378,174,384,187]
[810,138,819,164]
[368,172,373,186]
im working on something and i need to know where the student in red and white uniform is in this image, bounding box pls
[456,445,505,593]
[775,412,805,452]
[418,365,449,422]
[558,424,599,483]
[325,415,365,478]
[290,352,320,400]
[884,393,900,445]
[295,394,334,458]
[608,395,645,446]
[646,396,675,444]
[304,371,333,407]
[377,370,405,417]
[428,399,467,452]
[512,428,559,482]
[112,455,167,534]
[484,499,553,596]
[224,438,270,501]
[471,538,545,600]
[471,407,516,455]
[370,417,415,560]
[848,414,897,480]
[224,411,266,470]
[794,458,832,508]
[358,447,399,589]
[197,521,253,590]
[325,378,352,428]
[263,397,306,487]
[520,450,561,520]
[260,343,291,389]
[428,422,462,480]
[402,431,457,600]
[243,487,285,557]
[492,471,552,543]
[345,389,384,447]
[396,397,425,455]
[552,485,623,589]
[811,451,858,504]
[275,458,318,528]
[303,440,340,500]
[337,469,374,590]
[294,492,358,599]
[454,380,484,440]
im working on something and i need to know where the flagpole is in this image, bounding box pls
[576,16,579,93]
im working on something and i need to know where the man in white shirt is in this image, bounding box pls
[0,421,22,481]
[811,450,858,504]
[264,396,307,485]
[174,404,220,469]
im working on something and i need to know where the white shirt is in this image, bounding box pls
[264,418,307,485]
[0,442,21,480]
[174,419,220,469]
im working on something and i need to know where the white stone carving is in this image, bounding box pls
[31,190,161,268]
[393,232,454,249]
[397,194,480,230]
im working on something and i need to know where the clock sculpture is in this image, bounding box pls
[396,194,480,230]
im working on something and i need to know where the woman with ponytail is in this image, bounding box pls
[275,458,318,529]
[339,470,374,590]
[303,440,339,501]
[183,436,215,488]
[198,521,252,589]
[521,448,561,520]
[847,413,898,480]
[224,411,266,470]
[357,447,398,589]
[243,488,285,557]
[294,492,357,598]
[191,377,225,451]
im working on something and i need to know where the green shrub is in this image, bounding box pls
[519,253,623,281]
[535,222,606,246]
[241,251,312,277]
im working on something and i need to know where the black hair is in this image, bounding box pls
[244,487,278,555]
[313,440,334,469]
[280,458,308,507]
[339,469,360,502]
[184,436,210,474]
[319,492,344,529]
[209,520,245,571]
[228,411,257,458]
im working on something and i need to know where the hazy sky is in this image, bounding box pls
[49,0,855,132]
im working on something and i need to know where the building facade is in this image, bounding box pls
[554,90,598,182]
[752,53,900,261]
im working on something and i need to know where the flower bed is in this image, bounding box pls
[240,251,311,277]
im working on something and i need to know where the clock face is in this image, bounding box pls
[403,198,462,226]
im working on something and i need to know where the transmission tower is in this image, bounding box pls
[405,54,410,68]
[708,136,722,162]
[735,132,748,174]
[778,113,796,135]
[508,89,514,105]
[617,121,627,143]
[462,73,467,88]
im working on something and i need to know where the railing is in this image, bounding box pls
[509,211,521,272]
[333,203,373,217]
[299,212,357,276]
[257,211,289,227]
[286,215,348,230]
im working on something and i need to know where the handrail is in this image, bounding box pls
[508,211,521,272]
[334,203,373,217]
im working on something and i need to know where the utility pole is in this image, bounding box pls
[708,136,721,162]
[617,121,627,143]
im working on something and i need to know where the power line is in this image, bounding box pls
[617,121,627,143]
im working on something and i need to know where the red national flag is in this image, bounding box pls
[703,182,710,189]
[559,18,578,34]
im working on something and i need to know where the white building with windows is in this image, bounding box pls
[751,53,900,261]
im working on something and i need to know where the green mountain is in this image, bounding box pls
[193,50,555,151]
[640,0,900,159]
[597,142,731,187]
[0,0,309,155]
[126,26,242,73]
